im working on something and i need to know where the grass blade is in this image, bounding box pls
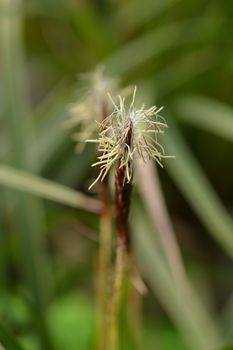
[133,205,222,350]
[174,95,233,141]
[115,0,179,33]
[0,164,100,213]
[0,1,54,348]
[135,159,185,279]
[163,114,233,258]
[105,16,221,76]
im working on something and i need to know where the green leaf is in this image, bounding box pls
[0,164,100,213]
[132,204,222,350]
[0,1,54,348]
[105,16,221,76]
[163,114,233,259]
[0,322,25,350]
[32,83,75,172]
[115,0,179,33]
[174,95,233,141]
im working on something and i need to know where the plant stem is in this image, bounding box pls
[96,177,112,350]
[107,235,125,350]
[96,101,113,350]
[127,261,143,350]
[115,128,132,252]
[107,124,133,350]
[135,159,185,280]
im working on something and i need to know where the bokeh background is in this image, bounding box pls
[1,0,233,349]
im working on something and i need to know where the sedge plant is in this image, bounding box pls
[68,68,119,350]
[87,87,170,350]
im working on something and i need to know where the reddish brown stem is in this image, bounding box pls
[115,166,132,251]
[106,121,134,350]
[115,122,133,251]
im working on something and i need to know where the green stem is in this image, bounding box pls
[126,258,143,350]
[96,179,112,350]
[96,99,113,350]
[106,123,133,350]
[107,236,125,350]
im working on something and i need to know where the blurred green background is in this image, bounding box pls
[1,0,233,349]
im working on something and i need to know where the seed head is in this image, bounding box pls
[87,87,170,189]
[67,67,118,151]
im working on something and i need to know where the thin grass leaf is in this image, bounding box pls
[0,164,100,213]
[104,21,183,76]
[174,95,233,141]
[0,1,54,348]
[220,293,233,340]
[105,16,221,76]
[32,83,75,171]
[115,0,180,33]
[30,82,95,184]
[135,159,185,279]
[133,205,222,350]
[163,114,233,259]
[154,48,220,96]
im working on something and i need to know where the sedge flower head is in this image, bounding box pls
[87,87,170,189]
[67,67,118,151]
